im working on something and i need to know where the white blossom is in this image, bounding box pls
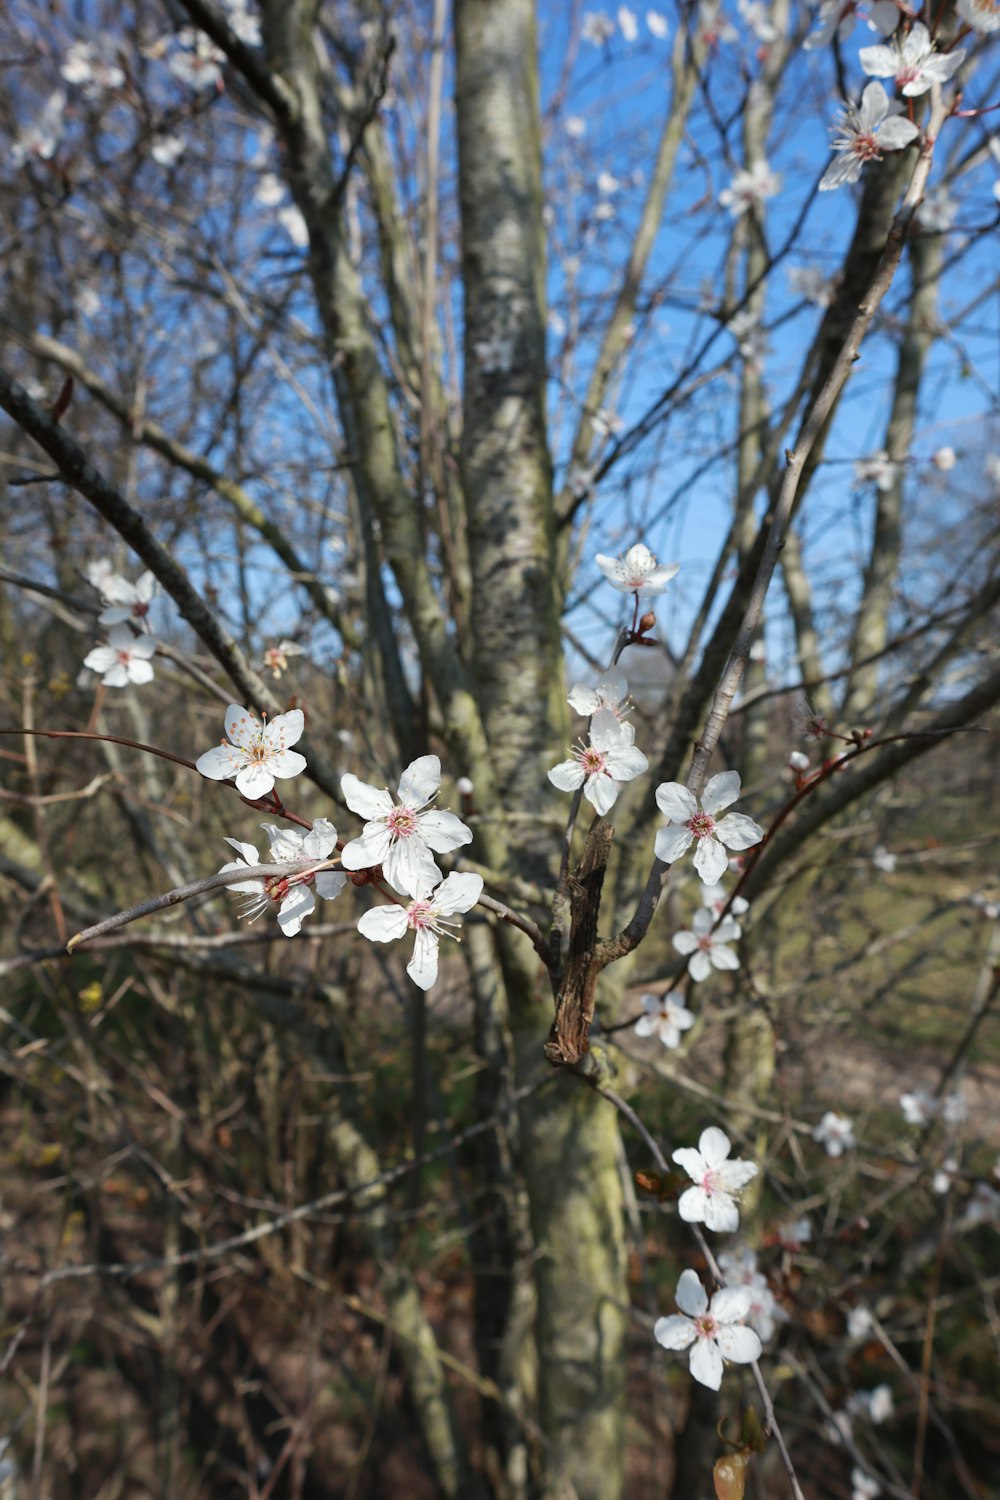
[859,22,965,97]
[919,186,958,235]
[900,1088,935,1126]
[872,844,896,873]
[594,542,679,596]
[717,1246,787,1342]
[738,0,779,43]
[223,0,263,45]
[261,640,304,678]
[83,626,158,687]
[278,204,309,246]
[168,29,225,90]
[151,133,186,165]
[672,1126,758,1232]
[255,171,286,206]
[777,1216,811,1251]
[673,908,742,982]
[854,450,898,490]
[727,309,770,366]
[61,40,126,95]
[340,755,473,896]
[847,1305,874,1340]
[548,709,649,815]
[89,568,158,628]
[788,265,835,307]
[805,0,898,51]
[960,1182,1000,1227]
[617,5,639,41]
[932,1155,958,1193]
[813,1111,856,1157]
[634,991,696,1049]
[582,10,616,44]
[941,1089,968,1125]
[196,704,307,800]
[654,772,764,886]
[219,820,346,936]
[10,91,66,166]
[565,115,586,138]
[957,0,1000,33]
[646,9,669,38]
[700,880,749,920]
[932,445,957,471]
[852,1468,882,1500]
[654,1269,762,1389]
[718,159,782,217]
[820,82,919,193]
[357,871,483,990]
[567,664,632,731]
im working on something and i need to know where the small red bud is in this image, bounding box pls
[638,610,656,634]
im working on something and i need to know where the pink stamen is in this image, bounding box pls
[387,806,418,839]
[687,812,716,839]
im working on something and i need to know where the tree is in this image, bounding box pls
[1,1,999,1497]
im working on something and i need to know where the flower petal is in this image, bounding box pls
[223,705,261,751]
[714,1324,762,1364]
[693,835,729,885]
[655,824,693,865]
[264,708,305,750]
[315,871,347,901]
[655,782,698,821]
[407,928,439,989]
[223,838,259,866]
[701,1192,740,1233]
[709,941,739,972]
[196,744,243,781]
[672,1147,708,1183]
[688,1338,723,1390]
[417,808,473,853]
[340,773,394,820]
[548,760,585,793]
[432,871,484,915]
[711,1285,752,1323]
[698,1127,732,1167]
[340,824,393,871]
[385,837,442,898]
[688,950,711,982]
[677,1186,712,1224]
[357,903,410,942]
[672,930,699,955]
[397,754,441,809]
[267,749,307,781]
[584,771,619,815]
[654,1314,697,1352]
[877,117,919,150]
[277,884,314,936]
[714,813,764,851]
[235,763,276,799]
[675,1268,708,1317]
[701,770,741,815]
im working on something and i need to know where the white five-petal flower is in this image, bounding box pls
[718,159,782,217]
[357,871,483,990]
[654,1268,762,1389]
[859,22,965,97]
[196,704,307,800]
[819,81,919,193]
[89,568,158,628]
[673,908,742,982]
[83,625,158,687]
[567,664,633,732]
[548,709,649,814]
[219,819,346,936]
[340,755,473,896]
[813,1111,857,1157]
[634,991,696,1049]
[957,0,1000,34]
[672,1126,758,1232]
[654,771,764,885]
[594,542,680,596]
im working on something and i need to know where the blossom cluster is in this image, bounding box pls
[655,1128,768,1389]
[82,563,159,688]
